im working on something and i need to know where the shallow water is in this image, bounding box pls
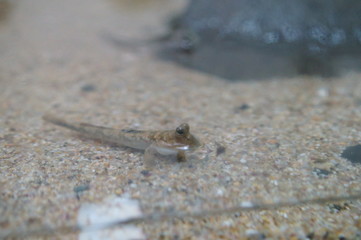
[1,0,361,239]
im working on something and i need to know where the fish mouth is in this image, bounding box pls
[189,137,202,150]
[195,141,202,149]
[176,142,201,151]
[174,136,201,151]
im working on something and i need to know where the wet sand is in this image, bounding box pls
[1,0,361,239]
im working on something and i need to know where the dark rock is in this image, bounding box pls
[216,142,226,156]
[341,144,361,164]
[161,0,361,80]
[328,203,349,213]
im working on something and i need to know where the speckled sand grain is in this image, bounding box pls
[1,0,361,239]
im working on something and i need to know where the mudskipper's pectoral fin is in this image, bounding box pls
[144,144,160,169]
[144,145,186,169]
[176,150,186,162]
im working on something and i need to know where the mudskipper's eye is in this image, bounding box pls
[176,127,185,135]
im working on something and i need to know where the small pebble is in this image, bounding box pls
[81,84,96,92]
[240,201,253,208]
[73,184,90,194]
[235,103,250,112]
[306,233,315,239]
[328,203,349,213]
[222,219,233,227]
[317,87,329,97]
[216,142,226,156]
[312,168,332,178]
[140,170,151,177]
[216,189,224,196]
[245,229,266,239]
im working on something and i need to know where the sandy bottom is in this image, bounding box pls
[1,0,361,239]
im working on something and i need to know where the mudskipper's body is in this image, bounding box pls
[43,115,201,167]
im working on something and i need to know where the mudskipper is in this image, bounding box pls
[43,115,201,167]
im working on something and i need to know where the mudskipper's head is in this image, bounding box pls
[174,123,201,151]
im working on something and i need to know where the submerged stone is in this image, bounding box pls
[161,0,361,80]
[341,144,361,164]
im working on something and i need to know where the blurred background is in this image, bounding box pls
[2,0,361,81]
